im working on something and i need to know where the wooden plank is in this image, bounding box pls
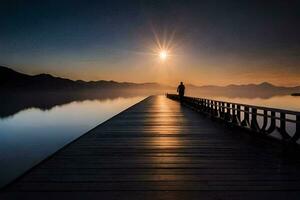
[2,191,300,200]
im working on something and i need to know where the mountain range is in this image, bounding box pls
[0,66,171,91]
[187,82,300,95]
[1,66,299,96]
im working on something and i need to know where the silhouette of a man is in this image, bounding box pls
[177,82,185,101]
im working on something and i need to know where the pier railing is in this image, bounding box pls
[167,94,300,144]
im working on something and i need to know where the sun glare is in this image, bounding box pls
[150,28,176,62]
[159,50,168,60]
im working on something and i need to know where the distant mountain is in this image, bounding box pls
[1,66,299,97]
[187,82,300,92]
[186,82,300,98]
[0,66,172,91]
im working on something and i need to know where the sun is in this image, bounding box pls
[159,50,168,61]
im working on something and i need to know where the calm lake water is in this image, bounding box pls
[0,94,146,188]
[0,91,299,188]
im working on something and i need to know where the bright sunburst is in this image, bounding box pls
[146,27,180,62]
[159,50,168,60]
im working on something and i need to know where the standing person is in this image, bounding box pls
[177,82,185,101]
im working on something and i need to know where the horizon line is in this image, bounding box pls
[1,65,299,88]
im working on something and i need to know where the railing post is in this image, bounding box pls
[242,106,250,127]
[232,104,237,124]
[251,108,259,132]
[236,105,241,124]
[222,102,226,120]
[291,115,300,142]
[223,103,227,121]
[216,102,220,118]
[279,112,291,140]
[219,102,222,119]
[206,99,209,113]
[265,111,276,134]
[219,102,223,119]
[212,101,217,117]
[227,103,232,122]
[230,103,234,122]
[260,110,268,133]
[198,99,201,111]
[197,99,201,112]
[212,101,216,116]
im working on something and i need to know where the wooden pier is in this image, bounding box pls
[2,95,300,199]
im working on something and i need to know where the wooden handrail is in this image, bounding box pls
[166,94,300,144]
[191,97,300,115]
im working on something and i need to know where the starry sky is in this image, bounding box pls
[0,0,299,86]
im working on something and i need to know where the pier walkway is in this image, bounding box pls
[2,95,300,199]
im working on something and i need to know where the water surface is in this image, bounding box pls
[0,94,145,188]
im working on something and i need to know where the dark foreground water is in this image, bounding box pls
[0,92,146,188]
[0,91,299,188]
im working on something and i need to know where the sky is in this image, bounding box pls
[0,0,299,86]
